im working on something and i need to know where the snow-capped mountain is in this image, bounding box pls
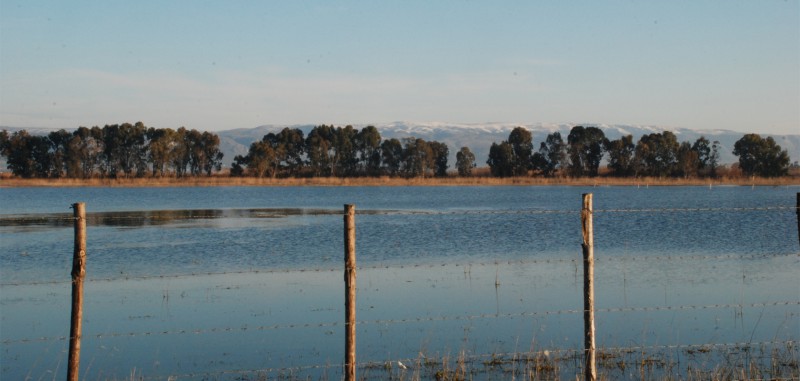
[217,122,800,167]
[2,122,797,169]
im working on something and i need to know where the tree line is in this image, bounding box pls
[0,122,224,178]
[231,125,459,178]
[1,123,792,179]
[487,126,791,178]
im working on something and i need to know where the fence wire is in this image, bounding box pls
[2,251,796,287]
[2,201,798,378]
[0,204,796,224]
[3,300,796,345]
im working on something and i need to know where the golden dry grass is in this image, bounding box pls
[1,173,798,188]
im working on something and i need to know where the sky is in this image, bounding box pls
[1,1,798,135]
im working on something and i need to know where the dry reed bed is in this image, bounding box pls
[363,344,798,381]
[1,175,799,188]
[171,343,798,381]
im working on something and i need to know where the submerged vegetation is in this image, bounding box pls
[113,343,798,380]
[1,123,794,181]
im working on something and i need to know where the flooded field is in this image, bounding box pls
[1,185,798,379]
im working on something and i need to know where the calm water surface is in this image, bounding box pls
[1,185,798,380]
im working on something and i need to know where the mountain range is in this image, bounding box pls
[217,122,800,167]
[3,122,798,169]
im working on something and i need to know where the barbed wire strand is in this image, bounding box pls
[3,301,796,345]
[2,251,796,287]
[0,205,796,224]
[3,205,797,377]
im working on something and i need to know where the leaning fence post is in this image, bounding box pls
[581,194,596,381]
[344,204,356,381]
[68,202,87,381]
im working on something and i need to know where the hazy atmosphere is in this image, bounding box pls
[1,1,798,135]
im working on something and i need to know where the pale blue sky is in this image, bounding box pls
[1,1,798,134]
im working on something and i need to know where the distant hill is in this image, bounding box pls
[216,122,800,168]
[3,123,798,170]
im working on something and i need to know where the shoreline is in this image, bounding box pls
[1,175,798,188]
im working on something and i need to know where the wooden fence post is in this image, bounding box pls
[796,193,799,247]
[68,202,87,381]
[581,194,596,381]
[344,204,356,381]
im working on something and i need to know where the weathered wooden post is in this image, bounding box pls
[796,193,799,247]
[68,202,87,381]
[344,204,356,381]
[581,194,596,381]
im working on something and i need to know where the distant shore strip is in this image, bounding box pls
[1,175,798,188]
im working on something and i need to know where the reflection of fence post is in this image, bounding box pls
[68,202,87,381]
[344,204,356,381]
[581,194,596,381]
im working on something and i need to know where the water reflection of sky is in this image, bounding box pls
[3,257,798,380]
[1,186,798,379]
[1,206,797,282]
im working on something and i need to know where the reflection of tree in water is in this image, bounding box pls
[0,208,362,229]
